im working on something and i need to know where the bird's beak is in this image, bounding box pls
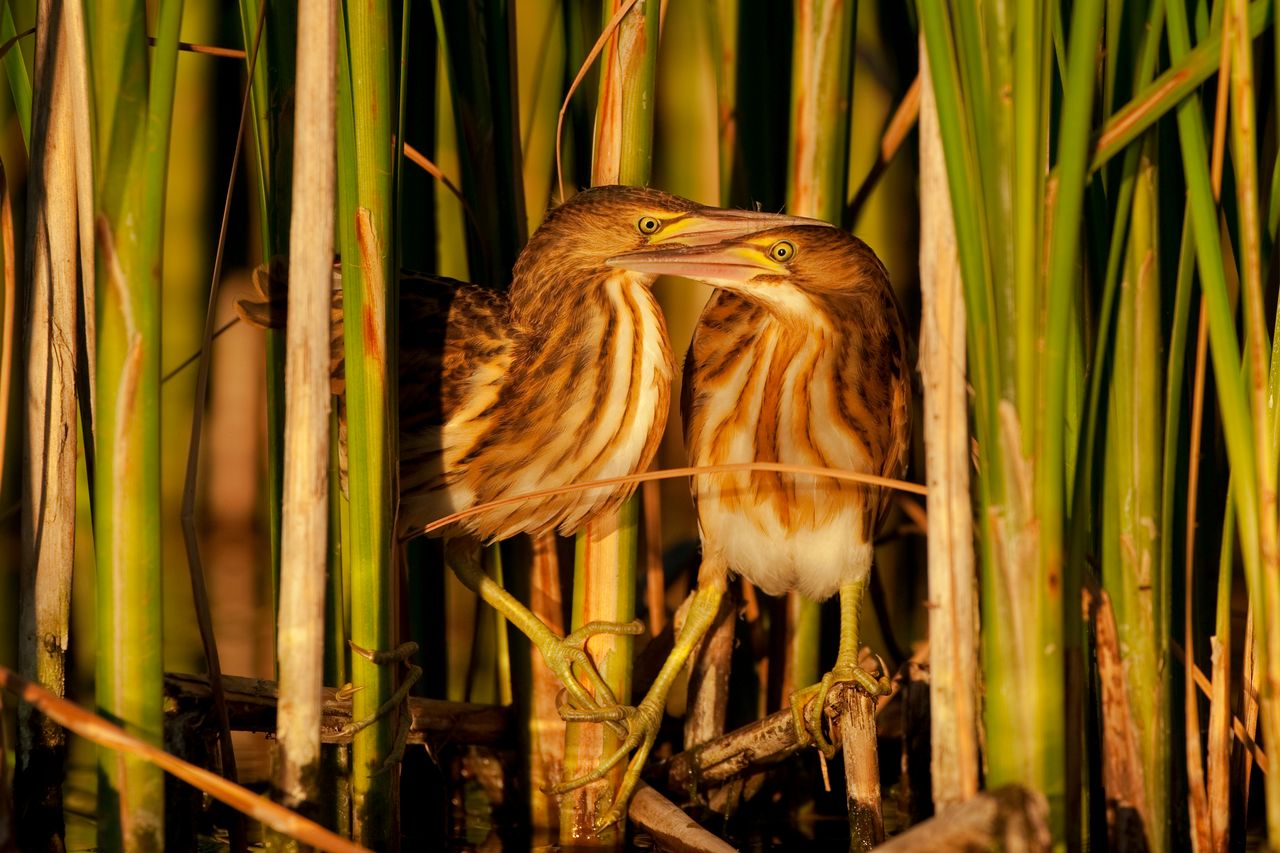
[650,208,828,246]
[606,242,784,282]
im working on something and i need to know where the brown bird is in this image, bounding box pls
[239,185,822,720]
[568,223,911,825]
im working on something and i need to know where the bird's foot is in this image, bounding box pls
[538,618,645,738]
[789,655,889,758]
[338,641,423,773]
[550,696,664,830]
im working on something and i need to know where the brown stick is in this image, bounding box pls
[685,589,737,750]
[163,672,511,748]
[841,689,884,850]
[665,682,893,792]
[0,667,367,853]
[628,783,738,853]
[874,785,1051,852]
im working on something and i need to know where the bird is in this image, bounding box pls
[237,185,825,726]
[568,223,911,826]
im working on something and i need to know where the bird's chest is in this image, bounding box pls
[692,322,860,471]
[576,276,673,477]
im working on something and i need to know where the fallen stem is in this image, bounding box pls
[0,666,369,853]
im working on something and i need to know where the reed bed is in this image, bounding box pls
[4,1,1280,851]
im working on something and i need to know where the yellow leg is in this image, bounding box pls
[790,578,889,758]
[446,538,640,735]
[553,577,727,830]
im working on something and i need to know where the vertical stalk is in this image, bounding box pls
[88,0,184,846]
[276,0,336,822]
[562,6,658,842]
[338,1,399,844]
[1099,135,1164,849]
[17,1,79,847]
[917,41,979,811]
[781,0,857,712]
[1228,0,1280,839]
[1166,1,1275,842]
[236,0,297,610]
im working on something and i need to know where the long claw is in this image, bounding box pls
[550,701,661,797]
[564,619,646,648]
[338,642,423,774]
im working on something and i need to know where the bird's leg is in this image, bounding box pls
[338,640,423,772]
[790,577,889,758]
[552,577,727,830]
[445,538,636,733]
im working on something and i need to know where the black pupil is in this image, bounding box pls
[643,218,657,232]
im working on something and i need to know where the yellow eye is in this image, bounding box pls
[637,215,661,234]
[769,240,796,262]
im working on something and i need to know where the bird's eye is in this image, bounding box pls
[769,240,796,262]
[637,216,662,235]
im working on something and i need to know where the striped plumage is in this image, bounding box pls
[681,229,910,600]
[238,187,829,758]
[580,225,910,814]
[241,185,820,543]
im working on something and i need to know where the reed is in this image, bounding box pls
[560,1,658,843]
[336,1,400,843]
[275,0,337,823]
[17,2,76,847]
[87,0,184,846]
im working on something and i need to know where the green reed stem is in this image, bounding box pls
[338,2,399,844]
[89,0,183,846]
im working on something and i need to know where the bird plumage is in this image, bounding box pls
[681,231,909,598]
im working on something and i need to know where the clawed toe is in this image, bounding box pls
[340,641,423,773]
[790,657,887,758]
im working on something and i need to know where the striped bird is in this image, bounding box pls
[570,223,910,825]
[239,185,822,722]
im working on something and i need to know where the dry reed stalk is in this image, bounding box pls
[627,783,737,853]
[664,681,895,791]
[1089,586,1150,848]
[916,39,979,811]
[874,785,1051,852]
[526,533,567,828]
[0,667,368,853]
[275,0,336,816]
[17,3,81,847]
[683,591,736,751]
[164,672,512,747]
[642,481,665,636]
[842,688,884,849]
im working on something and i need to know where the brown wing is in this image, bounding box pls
[397,271,511,430]
[235,264,513,497]
[843,284,912,533]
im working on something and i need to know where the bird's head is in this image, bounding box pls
[511,186,826,319]
[605,224,891,321]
